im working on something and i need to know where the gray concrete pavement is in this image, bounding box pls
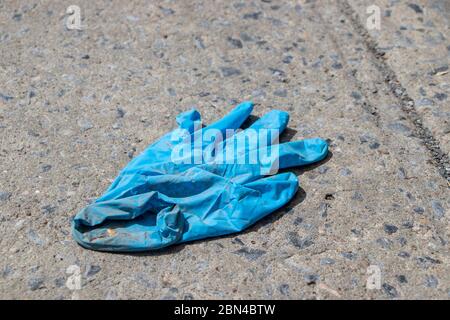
[0,0,449,299]
[347,0,450,182]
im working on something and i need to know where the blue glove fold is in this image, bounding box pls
[72,101,328,252]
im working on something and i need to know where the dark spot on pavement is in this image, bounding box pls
[279,284,290,295]
[433,93,447,101]
[227,37,243,48]
[220,67,241,77]
[407,4,423,14]
[0,93,14,102]
[424,275,438,288]
[384,224,398,235]
[351,91,362,100]
[86,265,101,277]
[431,200,445,219]
[377,237,393,249]
[0,191,12,201]
[282,55,293,64]
[325,193,335,200]
[233,248,266,261]
[28,277,45,291]
[288,232,314,249]
[243,12,262,20]
[382,283,398,298]
[341,252,357,260]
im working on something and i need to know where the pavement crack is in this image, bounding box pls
[338,0,450,185]
[312,4,381,128]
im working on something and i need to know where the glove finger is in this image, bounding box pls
[106,109,202,190]
[222,109,289,149]
[227,137,327,177]
[175,109,201,133]
[203,101,253,135]
[199,101,253,164]
[252,138,328,174]
[246,109,289,142]
[199,138,327,184]
[276,138,328,169]
[204,109,288,165]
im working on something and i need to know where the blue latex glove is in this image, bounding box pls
[72,102,328,252]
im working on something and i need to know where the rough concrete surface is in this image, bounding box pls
[0,0,449,299]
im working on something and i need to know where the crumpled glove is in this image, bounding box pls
[72,101,328,252]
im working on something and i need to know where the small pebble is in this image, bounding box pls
[77,119,93,132]
[382,283,398,298]
[227,37,243,49]
[341,252,357,260]
[431,201,445,219]
[233,248,266,261]
[28,277,45,291]
[220,67,241,77]
[86,265,102,277]
[279,284,290,295]
[396,275,407,283]
[282,55,293,64]
[407,4,423,14]
[413,206,424,214]
[0,191,12,201]
[320,258,335,266]
[304,274,319,285]
[351,91,362,100]
[243,12,262,20]
[425,275,438,288]
[384,224,398,235]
